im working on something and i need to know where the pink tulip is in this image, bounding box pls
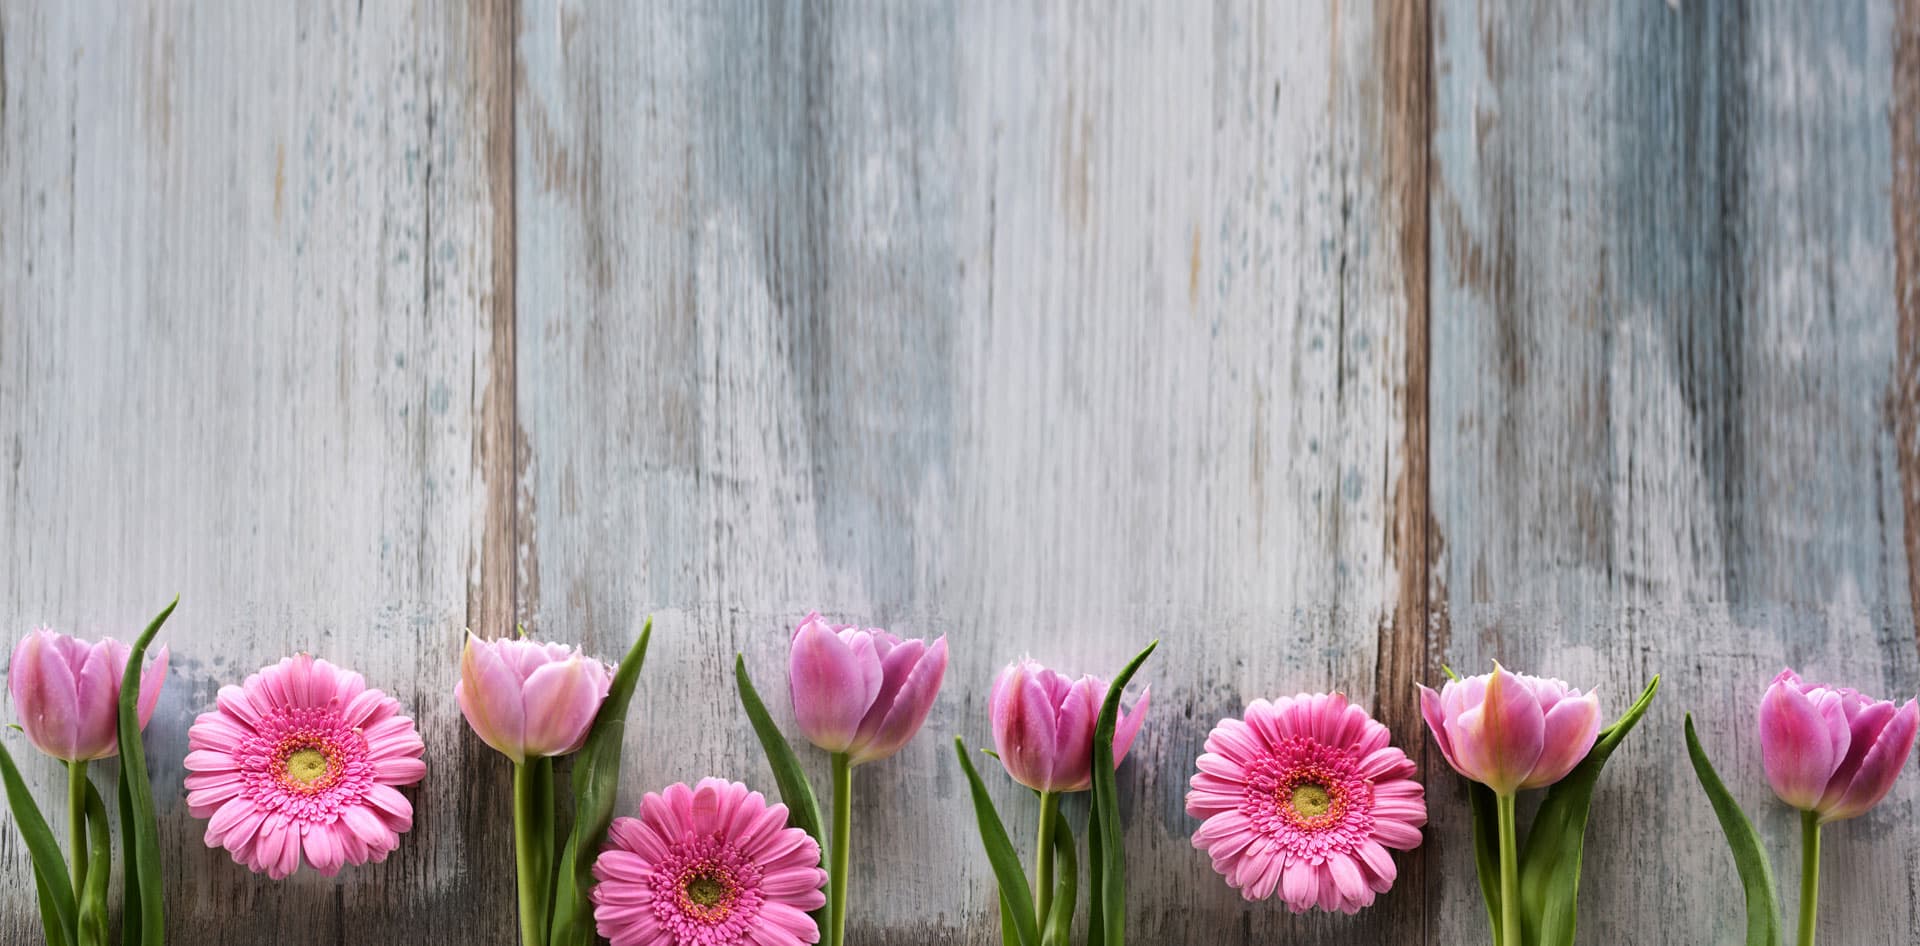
[989,658,1150,793]
[1418,661,1602,796]
[788,612,947,764]
[455,634,612,763]
[8,628,168,762]
[1758,668,1917,823]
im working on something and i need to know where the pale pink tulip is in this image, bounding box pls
[1759,668,1918,823]
[455,634,612,763]
[788,612,946,764]
[989,658,1150,793]
[8,628,168,762]
[1418,662,1602,796]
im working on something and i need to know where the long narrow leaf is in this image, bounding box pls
[117,759,141,946]
[1086,796,1105,946]
[1685,715,1784,946]
[1090,640,1157,946]
[998,893,1022,946]
[1041,813,1077,946]
[35,868,75,946]
[1517,675,1660,946]
[734,655,824,846]
[955,738,1039,946]
[77,781,111,946]
[119,596,174,946]
[1469,781,1504,946]
[0,740,77,944]
[549,619,654,946]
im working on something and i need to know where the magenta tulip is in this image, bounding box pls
[1759,668,1918,823]
[989,658,1150,793]
[1418,661,1602,797]
[455,634,612,763]
[8,628,168,762]
[788,612,947,765]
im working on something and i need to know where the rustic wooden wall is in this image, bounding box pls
[1,1,1916,944]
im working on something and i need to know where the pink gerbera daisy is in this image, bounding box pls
[183,654,426,879]
[1186,692,1426,913]
[592,778,826,946]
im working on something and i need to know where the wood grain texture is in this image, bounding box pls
[1,0,1917,944]
[0,1,512,942]
[514,1,1418,942]
[1430,0,1920,943]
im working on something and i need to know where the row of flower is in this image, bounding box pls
[3,599,1915,946]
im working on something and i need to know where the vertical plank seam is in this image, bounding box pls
[1374,0,1439,941]
[473,0,526,634]
[1893,0,1920,656]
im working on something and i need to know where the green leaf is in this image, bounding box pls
[548,619,654,946]
[118,760,141,946]
[1517,675,1660,946]
[119,596,175,946]
[1685,714,1784,946]
[1086,798,1105,946]
[1090,640,1157,946]
[0,739,77,946]
[77,781,111,946]
[734,655,825,847]
[1469,781,1504,946]
[1040,811,1078,946]
[998,893,1023,946]
[955,738,1039,946]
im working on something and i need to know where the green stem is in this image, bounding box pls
[1034,791,1059,926]
[828,753,852,946]
[1497,792,1520,946]
[1797,810,1821,946]
[513,762,552,946]
[67,759,88,903]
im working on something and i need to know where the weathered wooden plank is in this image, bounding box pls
[0,1,509,942]
[1430,1,1920,943]
[514,1,1422,942]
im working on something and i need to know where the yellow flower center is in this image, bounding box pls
[284,747,331,787]
[685,873,729,907]
[1291,782,1334,819]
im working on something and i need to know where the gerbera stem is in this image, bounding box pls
[67,759,88,901]
[1496,792,1520,946]
[1034,790,1059,925]
[828,752,852,946]
[513,760,553,946]
[1797,809,1821,946]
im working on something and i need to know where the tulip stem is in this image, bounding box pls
[1798,809,1821,946]
[67,759,88,903]
[828,752,852,946]
[1034,790,1059,926]
[1496,792,1520,946]
[513,760,553,946]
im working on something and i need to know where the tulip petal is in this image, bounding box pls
[847,636,946,765]
[1448,662,1544,795]
[1818,699,1918,822]
[1520,689,1602,790]
[1759,677,1848,810]
[518,658,609,758]
[788,620,881,753]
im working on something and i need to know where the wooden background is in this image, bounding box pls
[3,0,1918,943]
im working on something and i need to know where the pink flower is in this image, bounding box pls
[1759,668,1918,823]
[787,612,946,764]
[456,633,613,763]
[1186,693,1425,913]
[183,654,426,879]
[1418,662,1602,796]
[989,658,1150,793]
[8,628,168,762]
[591,778,827,946]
